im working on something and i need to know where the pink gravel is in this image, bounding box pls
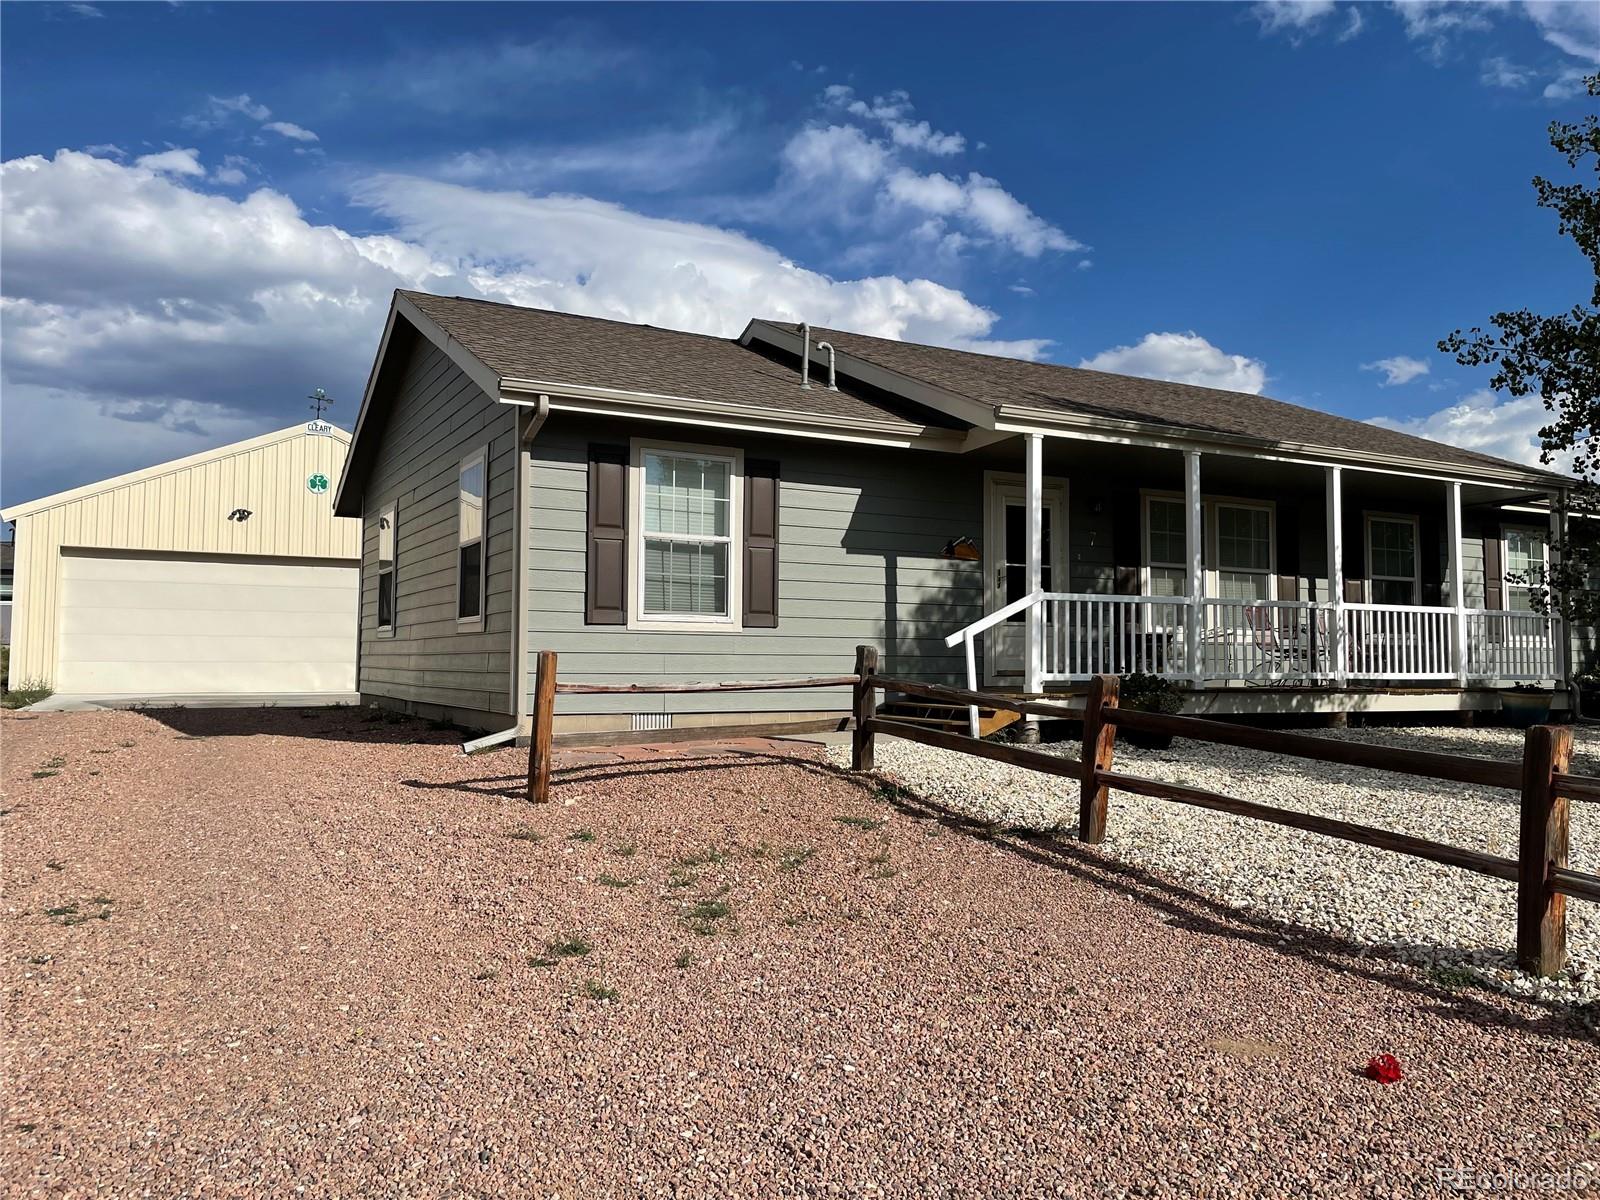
[2,706,1597,1198]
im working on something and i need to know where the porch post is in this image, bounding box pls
[1326,466,1347,686]
[1024,433,1044,713]
[1550,493,1568,688]
[1184,450,1203,681]
[1447,481,1467,687]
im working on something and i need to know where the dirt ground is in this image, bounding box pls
[2,707,1597,1199]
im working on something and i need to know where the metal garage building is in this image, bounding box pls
[1,422,360,703]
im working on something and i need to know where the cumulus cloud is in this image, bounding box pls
[825,86,967,155]
[1482,56,1536,88]
[1079,332,1269,394]
[0,147,1049,503]
[1368,390,1570,469]
[768,94,1081,262]
[1362,354,1431,386]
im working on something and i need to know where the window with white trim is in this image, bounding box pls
[1212,502,1273,601]
[1366,514,1419,605]
[638,446,737,622]
[1144,496,1187,597]
[377,503,397,633]
[1505,526,1548,612]
[457,449,486,624]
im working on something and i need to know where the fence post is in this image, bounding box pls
[527,650,557,803]
[852,644,879,772]
[1079,673,1120,844]
[1517,723,1572,976]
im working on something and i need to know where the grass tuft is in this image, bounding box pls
[778,846,816,872]
[548,933,593,959]
[583,979,620,1001]
[506,825,543,843]
[613,841,638,858]
[2,681,53,710]
[569,828,597,844]
[835,815,885,831]
[673,949,694,969]
[596,873,636,889]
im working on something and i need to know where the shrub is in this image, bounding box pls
[1119,672,1186,714]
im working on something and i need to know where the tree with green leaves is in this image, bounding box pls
[1441,74,1600,623]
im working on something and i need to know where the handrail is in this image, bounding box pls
[942,588,1043,648]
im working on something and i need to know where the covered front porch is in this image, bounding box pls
[945,430,1568,705]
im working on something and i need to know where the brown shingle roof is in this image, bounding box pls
[768,322,1561,480]
[400,292,929,428]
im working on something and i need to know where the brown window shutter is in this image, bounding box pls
[1484,525,1504,610]
[586,444,628,625]
[743,458,780,627]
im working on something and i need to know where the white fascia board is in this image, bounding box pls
[739,320,997,429]
[993,409,1571,491]
[525,394,965,451]
[2,423,350,522]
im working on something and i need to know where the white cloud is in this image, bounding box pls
[779,121,1081,258]
[436,117,738,194]
[0,147,1050,503]
[1259,2,1593,96]
[64,3,104,17]
[262,120,320,143]
[1368,390,1568,469]
[826,85,966,156]
[184,93,274,131]
[133,148,205,176]
[1252,1,1364,42]
[1361,354,1431,386]
[1079,332,1269,394]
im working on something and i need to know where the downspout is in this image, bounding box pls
[468,393,551,756]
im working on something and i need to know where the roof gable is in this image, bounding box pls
[2,422,351,522]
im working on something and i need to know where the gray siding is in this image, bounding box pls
[359,339,519,722]
[527,417,983,717]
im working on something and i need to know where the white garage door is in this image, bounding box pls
[56,552,357,697]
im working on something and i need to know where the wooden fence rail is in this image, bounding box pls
[857,666,1599,978]
[524,645,1598,978]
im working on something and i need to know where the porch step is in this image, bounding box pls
[877,698,1024,740]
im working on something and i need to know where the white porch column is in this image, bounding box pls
[1447,481,1467,687]
[1184,450,1203,681]
[1326,466,1347,685]
[1024,433,1044,708]
[1551,494,1568,687]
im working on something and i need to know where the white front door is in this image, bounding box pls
[983,475,1067,686]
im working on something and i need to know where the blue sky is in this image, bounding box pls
[2,0,1595,506]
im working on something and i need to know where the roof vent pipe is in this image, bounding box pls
[800,322,812,389]
[816,340,838,390]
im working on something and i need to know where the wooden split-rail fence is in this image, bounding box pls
[524,646,1599,977]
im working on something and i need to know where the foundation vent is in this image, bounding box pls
[630,712,672,733]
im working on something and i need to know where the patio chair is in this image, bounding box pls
[1242,604,1312,680]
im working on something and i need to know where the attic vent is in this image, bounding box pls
[631,712,672,732]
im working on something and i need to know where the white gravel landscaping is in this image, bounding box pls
[829,723,1599,1006]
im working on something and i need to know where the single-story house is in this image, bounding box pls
[2,422,359,702]
[332,289,1582,737]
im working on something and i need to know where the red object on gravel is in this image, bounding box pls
[1365,1054,1404,1084]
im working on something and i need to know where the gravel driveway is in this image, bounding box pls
[3,708,1597,1198]
[833,724,1600,1007]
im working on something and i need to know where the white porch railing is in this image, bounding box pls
[943,592,1561,731]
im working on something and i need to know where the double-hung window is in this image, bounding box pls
[1144,496,1188,597]
[1504,526,1548,612]
[457,449,486,625]
[376,503,397,634]
[1366,514,1419,605]
[1212,502,1273,601]
[637,445,738,624]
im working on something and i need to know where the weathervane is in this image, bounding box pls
[308,388,334,419]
